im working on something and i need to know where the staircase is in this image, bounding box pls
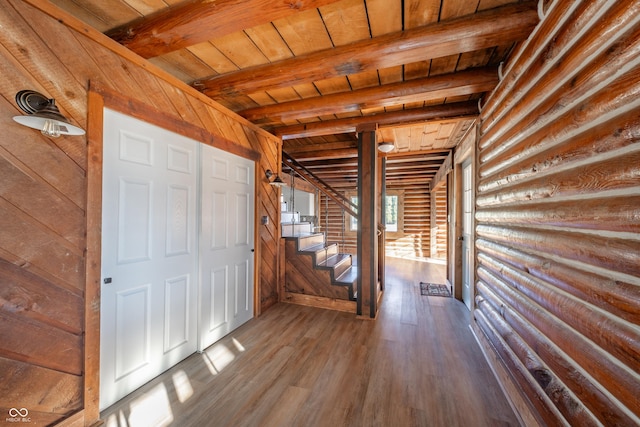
[282,222,357,306]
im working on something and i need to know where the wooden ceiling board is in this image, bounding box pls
[440,0,479,20]
[404,60,432,80]
[314,76,352,96]
[121,0,168,15]
[366,0,402,36]
[319,0,370,46]
[404,0,441,28]
[48,0,536,186]
[187,42,237,75]
[274,9,333,56]
[479,0,519,10]
[347,69,381,91]
[50,0,140,31]
[147,56,195,82]
[457,48,497,70]
[429,54,461,76]
[210,32,269,69]
[153,49,216,81]
[292,82,322,99]
[378,65,404,85]
[244,23,294,63]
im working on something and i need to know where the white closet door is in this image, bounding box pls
[199,144,255,351]
[100,109,198,410]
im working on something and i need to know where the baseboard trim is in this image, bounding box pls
[282,292,356,313]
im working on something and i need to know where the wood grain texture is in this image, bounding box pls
[100,258,519,426]
[1,1,282,425]
[475,1,640,423]
[196,2,538,95]
[284,239,351,301]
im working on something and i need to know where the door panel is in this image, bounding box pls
[199,144,255,351]
[101,109,255,408]
[101,109,198,410]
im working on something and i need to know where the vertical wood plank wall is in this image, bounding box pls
[0,1,280,425]
[475,0,640,425]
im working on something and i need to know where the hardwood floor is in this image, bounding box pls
[101,257,519,427]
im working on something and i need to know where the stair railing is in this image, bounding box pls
[282,151,357,218]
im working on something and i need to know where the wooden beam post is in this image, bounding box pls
[357,124,379,318]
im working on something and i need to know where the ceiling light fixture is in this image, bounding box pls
[265,169,286,187]
[377,140,395,153]
[13,90,85,138]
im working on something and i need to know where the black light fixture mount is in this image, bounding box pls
[13,90,85,138]
[265,169,285,187]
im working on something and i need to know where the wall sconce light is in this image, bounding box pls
[13,90,85,138]
[378,140,395,153]
[265,169,285,187]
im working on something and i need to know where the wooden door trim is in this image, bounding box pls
[84,89,106,425]
[84,84,262,424]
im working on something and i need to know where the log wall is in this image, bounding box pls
[386,183,431,259]
[0,1,280,425]
[319,181,432,261]
[475,0,640,424]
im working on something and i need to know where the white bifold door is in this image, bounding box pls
[100,109,254,410]
[199,145,254,350]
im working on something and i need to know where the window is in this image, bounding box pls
[349,196,358,231]
[385,195,398,232]
[347,192,403,234]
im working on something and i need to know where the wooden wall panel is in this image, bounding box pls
[475,0,640,425]
[0,1,281,424]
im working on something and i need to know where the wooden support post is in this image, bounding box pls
[357,124,379,318]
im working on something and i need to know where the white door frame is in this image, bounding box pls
[448,124,476,309]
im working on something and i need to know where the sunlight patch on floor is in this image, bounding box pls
[202,342,236,375]
[127,383,173,427]
[232,337,245,352]
[172,370,194,403]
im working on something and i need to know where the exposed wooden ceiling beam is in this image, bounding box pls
[239,67,498,124]
[284,140,357,153]
[275,102,478,139]
[284,148,358,160]
[194,2,537,96]
[106,0,342,59]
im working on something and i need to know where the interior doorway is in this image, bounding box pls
[461,158,473,310]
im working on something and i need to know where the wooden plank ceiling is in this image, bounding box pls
[51,0,538,186]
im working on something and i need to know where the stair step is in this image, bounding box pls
[281,221,313,237]
[335,265,358,285]
[320,253,352,278]
[311,243,338,265]
[295,232,325,251]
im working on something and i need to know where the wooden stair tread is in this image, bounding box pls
[335,266,358,285]
[318,253,351,268]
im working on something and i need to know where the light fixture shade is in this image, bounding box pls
[13,90,85,137]
[270,175,286,187]
[378,141,395,153]
[265,169,286,187]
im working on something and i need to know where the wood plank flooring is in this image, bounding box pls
[100,257,520,426]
